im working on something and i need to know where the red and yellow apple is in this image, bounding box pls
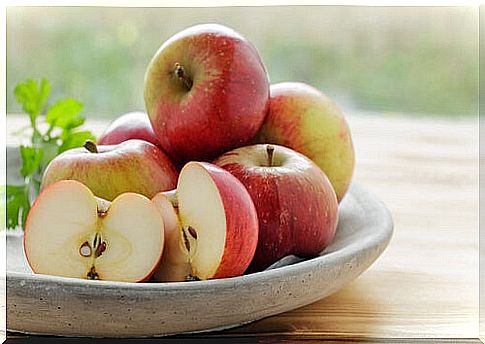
[214,144,339,272]
[144,23,270,163]
[253,82,354,201]
[24,180,164,282]
[98,111,162,148]
[41,139,178,201]
[152,162,259,281]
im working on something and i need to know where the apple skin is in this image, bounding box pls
[98,111,162,148]
[252,82,355,202]
[41,139,179,201]
[214,144,338,272]
[144,23,270,164]
[196,162,259,279]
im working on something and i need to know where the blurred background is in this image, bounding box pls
[4,6,480,337]
[6,6,478,118]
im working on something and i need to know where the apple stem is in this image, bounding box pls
[174,62,193,91]
[266,145,275,167]
[84,140,98,153]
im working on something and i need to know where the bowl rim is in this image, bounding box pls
[6,183,394,293]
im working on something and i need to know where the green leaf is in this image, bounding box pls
[6,185,30,230]
[46,98,84,131]
[20,145,43,177]
[58,130,96,153]
[10,78,91,230]
[14,78,51,123]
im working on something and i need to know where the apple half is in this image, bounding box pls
[24,180,165,282]
[152,162,259,281]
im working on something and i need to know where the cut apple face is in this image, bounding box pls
[151,192,191,282]
[24,180,164,282]
[152,162,258,281]
[177,163,227,280]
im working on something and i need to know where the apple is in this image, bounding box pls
[214,144,339,272]
[252,82,355,201]
[24,180,164,282]
[41,139,179,201]
[98,111,162,148]
[151,162,259,281]
[151,192,190,282]
[144,23,270,163]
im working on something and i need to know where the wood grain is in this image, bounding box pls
[5,112,479,341]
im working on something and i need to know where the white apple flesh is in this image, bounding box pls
[152,162,259,281]
[24,180,165,282]
[151,192,191,282]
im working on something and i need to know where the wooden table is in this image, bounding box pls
[5,112,480,342]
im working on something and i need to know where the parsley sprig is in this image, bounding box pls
[5,78,96,230]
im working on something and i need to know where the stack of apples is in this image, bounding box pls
[24,24,354,283]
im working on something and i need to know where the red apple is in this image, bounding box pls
[98,111,162,148]
[24,180,164,282]
[214,144,338,272]
[253,82,355,201]
[41,139,178,201]
[152,162,259,281]
[144,23,270,163]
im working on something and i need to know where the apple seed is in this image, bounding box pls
[79,241,92,257]
[95,241,107,258]
[181,225,199,264]
[93,232,101,248]
[187,226,197,239]
[92,233,107,258]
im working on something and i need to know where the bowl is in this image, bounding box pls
[5,145,393,337]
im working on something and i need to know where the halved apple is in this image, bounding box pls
[152,162,259,281]
[24,180,165,282]
[151,192,190,282]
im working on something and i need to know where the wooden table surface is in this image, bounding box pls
[5,112,480,342]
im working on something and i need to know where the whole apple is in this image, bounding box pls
[252,82,355,201]
[41,139,178,201]
[98,111,162,148]
[144,23,270,163]
[214,144,339,272]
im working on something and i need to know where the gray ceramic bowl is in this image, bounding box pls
[5,145,393,337]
